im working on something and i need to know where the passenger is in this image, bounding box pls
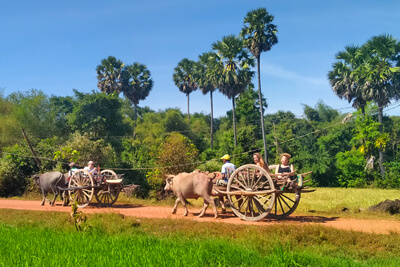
[217,154,236,186]
[275,153,299,199]
[253,152,270,173]
[68,162,78,177]
[84,161,98,175]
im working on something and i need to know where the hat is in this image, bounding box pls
[69,162,76,167]
[220,154,230,160]
[88,161,94,165]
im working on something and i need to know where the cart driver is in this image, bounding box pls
[216,154,236,186]
[84,161,98,175]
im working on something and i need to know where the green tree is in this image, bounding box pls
[241,7,278,163]
[328,45,367,114]
[0,91,20,148]
[48,95,75,137]
[173,58,198,120]
[63,132,117,167]
[6,89,56,140]
[354,34,400,177]
[212,35,255,147]
[121,62,153,130]
[156,132,198,175]
[69,90,131,138]
[96,56,125,94]
[235,84,267,128]
[336,149,367,187]
[195,52,222,149]
[351,114,389,172]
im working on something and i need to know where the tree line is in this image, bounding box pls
[0,8,399,198]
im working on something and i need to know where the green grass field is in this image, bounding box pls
[1,208,400,266]
[4,187,400,266]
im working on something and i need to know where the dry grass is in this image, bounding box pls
[297,188,400,219]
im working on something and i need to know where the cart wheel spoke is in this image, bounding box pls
[268,191,300,219]
[68,169,94,208]
[95,173,120,207]
[227,164,275,221]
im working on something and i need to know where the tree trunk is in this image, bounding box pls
[210,91,214,149]
[133,103,138,137]
[232,97,237,147]
[378,106,385,179]
[257,55,268,164]
[187,93,190,120]
[273,123,280,162]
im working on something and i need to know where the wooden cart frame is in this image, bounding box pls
[214,164,313,221]
[61,169,123,208]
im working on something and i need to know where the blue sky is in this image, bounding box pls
[1,0,399,117]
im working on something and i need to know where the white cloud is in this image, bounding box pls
[260,63,327,87]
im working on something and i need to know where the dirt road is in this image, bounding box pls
[1,199,400,234]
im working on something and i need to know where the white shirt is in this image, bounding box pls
[221,161,236,181]
[84,166,98,175]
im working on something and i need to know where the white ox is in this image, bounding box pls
[164,171,219,219]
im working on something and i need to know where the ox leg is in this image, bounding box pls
[198,200,209,217]
[219,196,226,214]
[50,188,58,206]
[62,191,69,206]
[204,195,218,218]
[40,189,46,206]
[178,195,188,216]
[171,198,180,214]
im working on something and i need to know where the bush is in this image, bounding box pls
[156,132,198,175]
[336,149,367,187]
[146,168,164,192]
[196,160,221,172]
[0,157,26,197]
[375,161,400,189]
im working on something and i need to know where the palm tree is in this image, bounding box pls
[194,52,223,149]
[212,35,255,147]
[240,7,278,163]
[354,34,400,178]
[173,58,198,120]
[328,45,367,115]
[96,56,125,94]
[121,62,154,130]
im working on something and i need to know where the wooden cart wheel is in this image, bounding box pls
[227,164,275,221]
[268,175,302,219]
[94,169,120,207]
[68,169,94,208]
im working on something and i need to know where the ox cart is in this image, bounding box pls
[214,164,314,221]
[60,169,123,208]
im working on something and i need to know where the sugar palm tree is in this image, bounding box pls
[121,62,154,130]
[96,56,125,94]
[328,45,368,115]
[173,58,198,120]
[240,7,278,163]
[194,52,223,149]
[354,34,400,178]
[212,35,255,147]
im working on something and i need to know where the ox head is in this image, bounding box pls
[33,174,41,186]
[164,175,174,191]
